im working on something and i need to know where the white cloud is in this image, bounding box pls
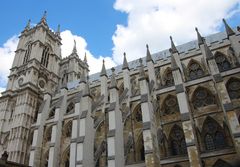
[112,0,240,64]
[0,35,18,92]
[60,30,116,74]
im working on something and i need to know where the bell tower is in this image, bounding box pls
[0,11,61,164]
[6,11,61,94]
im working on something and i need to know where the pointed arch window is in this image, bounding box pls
[169,125,187,156]
[23,43,32,64]
[188,61,204,80]
[41,46,50,68]
[213,159,232,167]
[192,87,215,108]
[164,69,174,86]
[226,78,240,100]
[202,117,227,151]
[162,95,180,115]
[215,52,231,72]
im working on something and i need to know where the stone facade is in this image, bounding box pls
[0,13,240,167]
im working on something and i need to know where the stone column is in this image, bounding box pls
[138,59,159,167]
[206,55,240,155]
[76,82,94,167]
[71,92,81,166]
[69,118,78,167]
[196,33,240,155]
[47,88,67,167]
[171,53,202,167]
[107,68,124,167]
[29,93,51,167]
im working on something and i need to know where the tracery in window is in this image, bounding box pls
[215,52,231,72]
[23,43,32,64]
[163,68,174,86]
[162,95,179,115]
[192,87,215,108]
[41,45,50,68]
[188,60,204,80]
[226,78,240,100]
[168,125,187,156]
[202,117,227,151]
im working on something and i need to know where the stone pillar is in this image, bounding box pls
[206,56,240,155]
[138,59,159,167]
[72,94,81,166]
[69,118,78,167]
[48,124,57,167]
[47,88,67,167]
[107,68,124,167]
[171,54,202,167]
[197,34,240,155]
[29,93,51,167]
[76,83,94,167]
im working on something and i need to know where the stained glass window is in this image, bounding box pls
[188,62,204,80]
[215,52,231,72]
[163,95,180,115]
[193,87,215,108]
[169,125,187,156]
[202,117,227,151]
[226,78,240,100]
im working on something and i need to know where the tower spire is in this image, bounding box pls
[25,19,31,31]
[170,36,178,54]
[100,59,107,77]
[223,18,235,37]
[72,40,77,54]
[146,44,153,62]
[84,52,87,63]
[122,52,129,70]
[195,27,204,45]
[39,11,48,25]
[56,24,60,36]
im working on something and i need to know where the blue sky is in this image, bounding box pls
[0,0,240,92]
[0,0,127,56]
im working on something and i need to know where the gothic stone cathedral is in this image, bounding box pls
[0,13,240,167]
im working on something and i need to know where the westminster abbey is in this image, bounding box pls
[0,12,240,167]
